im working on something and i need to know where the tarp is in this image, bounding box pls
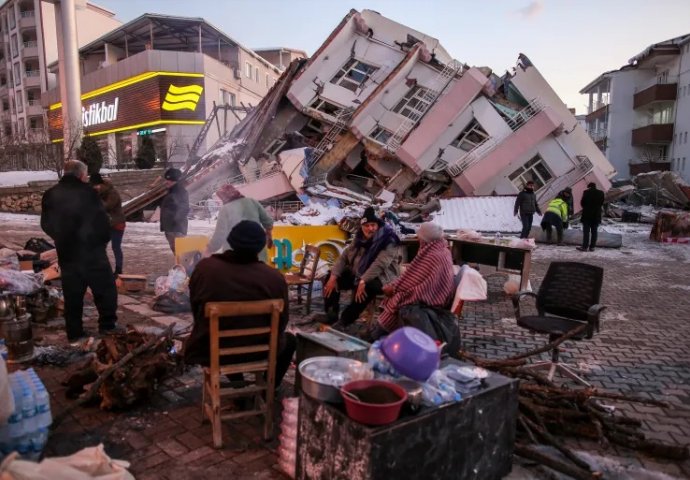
[433,196,542,233]
[529,227,622,248]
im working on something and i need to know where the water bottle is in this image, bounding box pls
[7,376,23,440]
[20,381,37,433]
[27,369,51,428]
[0,339,7,361]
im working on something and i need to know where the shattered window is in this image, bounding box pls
[369,126,393,144]
[450,120,489,152]
[310,97,342,116]
[330,58,378,92]
[508,155,553,191]
[393,86,432,120]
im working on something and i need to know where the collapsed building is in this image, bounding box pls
[126,9,617,221]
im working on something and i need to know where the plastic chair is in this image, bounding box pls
[201,299,284,447]
[512,261,605,386]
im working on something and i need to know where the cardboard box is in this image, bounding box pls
[118,274,147,293]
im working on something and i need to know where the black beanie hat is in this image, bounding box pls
[89,173,104,185]
[227,220,266,255]
[360,206,381,225]
[164,168,182,181]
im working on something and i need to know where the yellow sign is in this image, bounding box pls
[270,226,348,271]
[174,235,209,276]
[162,84,204,112]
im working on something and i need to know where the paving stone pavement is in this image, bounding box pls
[3,216,690,478]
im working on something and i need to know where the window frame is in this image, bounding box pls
[330,57,378,93]
[309,97,342,117]
[508,154,554,191]
[368,126,394,145]
[393,85,432,120]
[245,62,252,78]
[450,119,490,152]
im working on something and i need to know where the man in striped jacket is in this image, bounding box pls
[374,222,455,335]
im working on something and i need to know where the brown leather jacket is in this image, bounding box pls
[98,181,125,227]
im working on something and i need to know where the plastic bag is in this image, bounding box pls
[508,237,536,250]
[23,238,54,254]
[455,229,482,241]
[421,370,461,407]
[0,444,134,480]
[0,355,14,424]
[0,249,19,271]
[0,269,44,295]
[153,265,188,296]
[451,265,487,312]
[503,274,531,294]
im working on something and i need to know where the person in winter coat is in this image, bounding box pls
[577,182,605,252]
[40,160,120,342]
[185,220,295,387]
[541,192,570,245]
[90,173,125,276]
[204,183,274,261]
[558,187,574,229]
[374,222,455,337]
[159,168,189,254]
[513,180,542,238]
[322,207,400,330]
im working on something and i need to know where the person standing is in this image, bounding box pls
[540,192,569,245]
[90,173,126,276]
[41,160,120,343]
[578,182,605,252]
[204,183,274,261]
[160,168,189,254]
[513,180,542,239]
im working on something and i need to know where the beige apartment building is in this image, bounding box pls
[0,0,120,142]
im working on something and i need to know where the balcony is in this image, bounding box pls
[23,70,40,87]
[634,86,677,110]
[0,84,7,97]
[585,101,608,122]
[587,129,607,143]
[18,11,36,31]
[25,99,42,117]
[629,157,671,176]
[21,40,38,59]
[631,124,674,146]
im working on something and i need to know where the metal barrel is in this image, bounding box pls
[0,313,34,362]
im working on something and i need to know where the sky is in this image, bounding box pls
[92,0,690,114]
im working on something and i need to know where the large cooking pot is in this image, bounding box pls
[298,356,364,403]
[0,313,33,362]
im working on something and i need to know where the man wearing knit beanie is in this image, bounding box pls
[185,221,295,387]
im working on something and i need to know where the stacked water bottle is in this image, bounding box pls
[0,368,52,461]
[277,397,298,478]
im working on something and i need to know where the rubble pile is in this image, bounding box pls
[0,193,43,213]
[611,171,690,210]
[126,9,616,225]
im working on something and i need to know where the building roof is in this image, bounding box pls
[431,196,542,233]
[76,13,279,72]
[628,33,690,65]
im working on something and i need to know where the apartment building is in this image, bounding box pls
[255,47,307,71]
[270,9,614,212]
[581,34,690,182]
[43,14,283,165]
[0,0,120,142]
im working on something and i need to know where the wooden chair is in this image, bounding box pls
[284,245,321,314]
[201,299,284,448]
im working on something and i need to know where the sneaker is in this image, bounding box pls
[99,325,126,336]
[576,247,588,252]
[589,247,595,252]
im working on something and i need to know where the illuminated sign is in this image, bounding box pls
[48,71,205,141]
[162,84,204,112]
[82,98,119,127]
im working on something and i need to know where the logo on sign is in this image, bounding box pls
[162,84,204,112]
[82,98,119,128]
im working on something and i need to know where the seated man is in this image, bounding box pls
[184,220,295,387]
[322,207,400,330]
[373,222,455,338]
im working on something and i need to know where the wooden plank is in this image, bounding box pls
[219,345,269,356]
[219,360,269,375]
[218,327,271,338]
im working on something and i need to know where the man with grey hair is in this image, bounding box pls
[376,222,455,335]
[41,160,121,343]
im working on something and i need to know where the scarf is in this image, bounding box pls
[216,183,244,204]
[356,224,400,278]
[378,239,455,331]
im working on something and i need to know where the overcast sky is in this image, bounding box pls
[92,0,690,114]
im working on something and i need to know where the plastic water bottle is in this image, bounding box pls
[7,376,24,440]
[20,381,37,433]
[27,369,51,428]
[0,339,7,361]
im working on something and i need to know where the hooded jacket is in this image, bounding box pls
[546,198,569,222]
[514,188,541,216]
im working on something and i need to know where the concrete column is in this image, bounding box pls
[106,133,117,166]
[55,0,83,158]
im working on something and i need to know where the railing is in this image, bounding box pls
[24,70,39,77]
[537,155,593,205]
[634,75,679,93]
[587,129,607,142]
[22,41,37,49]
[304,173,328,188]
[27,99,40,106]
[587,101,608,114]
[446,98,545,177]
[629,156,670,165]
[27,128,44,138]
[19,11,35,18]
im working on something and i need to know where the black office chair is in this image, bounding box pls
[512,261,605,386]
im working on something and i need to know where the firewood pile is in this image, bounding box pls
[461,326,690,479]
[58,325,177,424]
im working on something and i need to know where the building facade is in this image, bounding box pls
[581,34,690,181]
[43,14,284,166]
[0,0,120,143]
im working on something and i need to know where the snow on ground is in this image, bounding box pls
[0,169,141,187]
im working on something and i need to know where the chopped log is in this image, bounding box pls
[514,443,599,480]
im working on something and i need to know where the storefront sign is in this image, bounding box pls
[48,72,206,141]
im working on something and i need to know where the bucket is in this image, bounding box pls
[0,313,34,362]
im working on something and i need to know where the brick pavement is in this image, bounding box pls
[3,215,690,478]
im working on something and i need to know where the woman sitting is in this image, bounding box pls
[373,222,455,338]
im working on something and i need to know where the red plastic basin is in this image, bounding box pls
[340,380,407,426]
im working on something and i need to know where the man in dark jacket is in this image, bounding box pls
[90,173,126,276]
[185,220,295,386]
[41,160,120,342]
[160,168,189,254]
[513,181,542,239]
[578,182,605,252]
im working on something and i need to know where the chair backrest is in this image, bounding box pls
[299,245,321,280]
[205,299,284,379]
[537,262,603,321]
